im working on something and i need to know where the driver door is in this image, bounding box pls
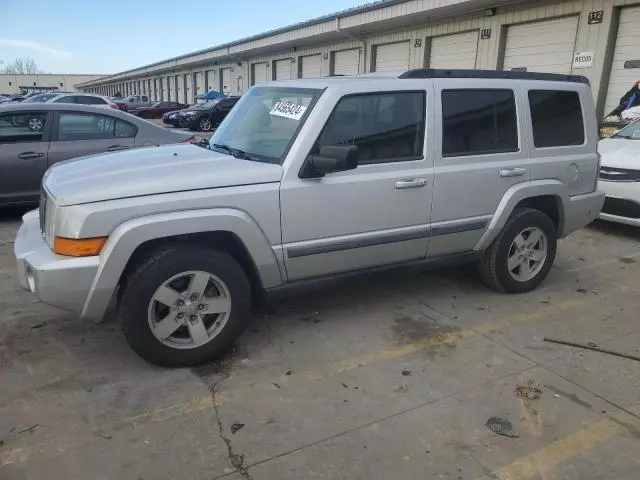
[280,90,434,280]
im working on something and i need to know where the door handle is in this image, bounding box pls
[395,178,427,189]
[107,145,130,152]
[499,168,526,178]
[17,151,44,159]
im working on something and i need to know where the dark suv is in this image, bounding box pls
[178,97,239,131]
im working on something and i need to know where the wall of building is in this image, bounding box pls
[79,0,640,118]
[0,74,106,95]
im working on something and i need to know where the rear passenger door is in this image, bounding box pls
[47,111,137,165]
[428,80,530,257]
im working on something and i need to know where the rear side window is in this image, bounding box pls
[442,89,518,157]
[115,120,136,138]
[83,96,107,105]
[315,91,425,164]
[58,113,136,140]
[528,90,584,147]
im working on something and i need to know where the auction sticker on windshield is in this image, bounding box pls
[270,101,307,120]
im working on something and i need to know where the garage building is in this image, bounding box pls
[79,0,640,119]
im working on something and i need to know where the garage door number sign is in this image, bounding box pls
[270,101,308,120]
[588,11,603,25]
[573,51,594,69]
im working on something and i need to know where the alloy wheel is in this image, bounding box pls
[147,270,232,349]
[507,227,548,282]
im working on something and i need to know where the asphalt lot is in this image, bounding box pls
[1,210,640,480]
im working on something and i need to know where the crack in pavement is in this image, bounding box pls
[211,382,253,480]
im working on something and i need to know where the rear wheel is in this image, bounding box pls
[119,246,252,367]
[478,208,557,293]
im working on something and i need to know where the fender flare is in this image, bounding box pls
[474,180,568,251]
[81,208,284,321]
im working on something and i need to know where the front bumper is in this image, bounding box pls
[597,179,640,227]
[561,190,605,236]
[15,210,100,315]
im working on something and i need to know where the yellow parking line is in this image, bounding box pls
[0,299,587,468]
[492,405,640,480]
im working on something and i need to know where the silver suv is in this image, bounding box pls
[14,70,604,367]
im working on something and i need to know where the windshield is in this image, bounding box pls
[612,120,640,140]
[22,93,58,103]
[209,86,322,164]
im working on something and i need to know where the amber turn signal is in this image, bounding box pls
[53,236,107,257]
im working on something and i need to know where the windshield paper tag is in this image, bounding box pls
[270,101,307,120]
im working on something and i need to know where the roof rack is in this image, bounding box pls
[399,69,589,84]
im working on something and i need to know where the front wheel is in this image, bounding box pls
[28,116,45,132]
[198,118,212,131]
[478,208,557,293]
[119,246,252,367]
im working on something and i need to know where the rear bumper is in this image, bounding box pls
[14,211,101,316]
[560,190,605,237]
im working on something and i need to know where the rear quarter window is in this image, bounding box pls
[528,90,584,148]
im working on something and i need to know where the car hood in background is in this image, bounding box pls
[44,144,284,206]
[598,137,640,169]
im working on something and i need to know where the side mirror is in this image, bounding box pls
[196,139,210,149]
[302,145,358,178]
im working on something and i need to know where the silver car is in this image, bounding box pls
[0,103,194,205]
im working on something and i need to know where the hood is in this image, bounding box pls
[598,137,640,169]
[44,144,284,206]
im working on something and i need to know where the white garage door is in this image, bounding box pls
[221,68,231,93]
[195,71,205,95]
[604,6,640,117]
[333,49,360,76]
[503,16,578,74]
[375,41,410,72]
[252,63,268,85]
[205,70,216,91]
[185,73,193,103]
[429,31,479,69]
[300,54,322,78]
[274,59,292,80]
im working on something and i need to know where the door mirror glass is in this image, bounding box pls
[305,145,358,177]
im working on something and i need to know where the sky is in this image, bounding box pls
[0,0,363,75]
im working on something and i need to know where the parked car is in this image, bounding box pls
[114,95,153,112]
[130,101,187,119]
[598,119,640,227]
[178,97,240,131]
[46,93,119,109]
[0,103,195,205]
[14,70,603,367]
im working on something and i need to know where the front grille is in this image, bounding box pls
[599,167,640,182]
[39,189,47,237]
[601,197,640,219]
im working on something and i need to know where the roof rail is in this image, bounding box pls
[399,69,589,84]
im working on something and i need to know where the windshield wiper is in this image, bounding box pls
[211,143,256,160]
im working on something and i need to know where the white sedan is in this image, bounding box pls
[598,120,640,227]
[45,93,119,109]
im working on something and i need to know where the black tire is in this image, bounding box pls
[119,245,252,367]
[478,207,557,293]
[198,118,212,131]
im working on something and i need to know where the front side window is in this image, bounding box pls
[58,113,136,140]
[0,112,47,143]
[528,90,584,147]
[314,91,425,164]
[209,86,322,164]
[442,89,518,157]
